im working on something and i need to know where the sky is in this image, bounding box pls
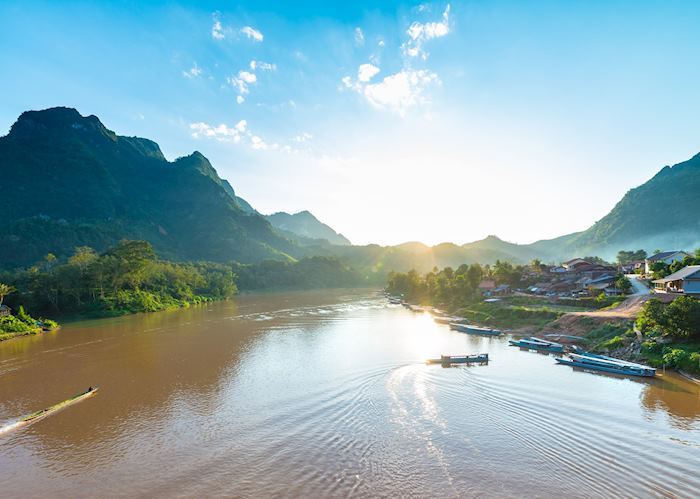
[1,0,700,246]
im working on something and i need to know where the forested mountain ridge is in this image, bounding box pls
[527,152,700,260]
[0,107,298,267]
[2,107,698,272]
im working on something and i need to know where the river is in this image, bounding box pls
[1,289,699,497]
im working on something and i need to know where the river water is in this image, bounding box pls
[1,289,699,498]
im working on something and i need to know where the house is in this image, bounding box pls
[645,251,690,274]
[0,304,11,317]
[620,260,644,273]
[562,258,591,271]
[652,265,700,295]
[492,284,511,296]
[478,280,496,294]
[585,274,618,294]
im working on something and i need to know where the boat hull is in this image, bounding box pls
[508,340,564,353]
[449,323,501,336]
[427,354,489,364]
[556,358,655,377]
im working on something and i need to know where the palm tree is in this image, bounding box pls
[0,283,15,307]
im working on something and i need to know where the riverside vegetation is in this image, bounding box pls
[0,240,367,339]
[385,261,626,329]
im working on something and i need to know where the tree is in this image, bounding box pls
[69,246,98,275]
[0,283,14,306]
[614,273,632,293]
[664,296,700,339]
[617,249,647,264]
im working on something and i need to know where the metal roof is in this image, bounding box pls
[652,265,700,283]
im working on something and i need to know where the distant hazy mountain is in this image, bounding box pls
[265,211,351,246]
[0,107,299,267]
[528,153,700,260]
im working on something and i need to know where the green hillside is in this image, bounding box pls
[0,107,297,267]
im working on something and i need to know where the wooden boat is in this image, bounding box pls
[427,353,489,364]
[556,354,655,377]
[449,323,502,336]
[574,351,658,370]
[509,337,564,352]
[0,387,99,435]
[387,297,402,304]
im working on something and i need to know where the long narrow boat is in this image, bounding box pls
[556,354,655,377]
[509,337,564,352]
[449,323,502,336]
[0,387,99,435]
[427,353,489,364]
[574,351,653,369]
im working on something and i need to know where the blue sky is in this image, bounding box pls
[2,0,700,246]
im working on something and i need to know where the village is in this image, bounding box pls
[477,250,700,300]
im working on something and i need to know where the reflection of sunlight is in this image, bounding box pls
[407,313,444,360]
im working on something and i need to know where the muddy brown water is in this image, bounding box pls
[1,290,699,497]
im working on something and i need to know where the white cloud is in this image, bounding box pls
[250,60,276,71]
[357,63,380,83]
[240,26,263,42]
[354,27,364,46]
[190,120,292,153]
[342,66,440,115]
[182,63,202,79]
[236,95,245,104]
[363,69,440,115]
[238,71,257,84]
[402,4,451,59]
[378,39,385,47]
[228,70,258,99]
[190,122,243,143]
[211,14,225,40]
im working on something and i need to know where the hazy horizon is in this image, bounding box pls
[2,0,700,246]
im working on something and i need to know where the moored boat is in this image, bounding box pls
[449,323,502,336]
[427,353,489,364]
[509,337,564,352]
[556,354,655,377]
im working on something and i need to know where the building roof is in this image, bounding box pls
[562,258,588,265]
[478,280,496,289]
[647,250,688,262]
[652,265,700,283]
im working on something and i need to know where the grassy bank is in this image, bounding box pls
[0,307,59,342]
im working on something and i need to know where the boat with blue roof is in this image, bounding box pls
[509,337,564,352]
[556,353,656,377]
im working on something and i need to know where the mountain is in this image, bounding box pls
[265,211,351,246]
[0,107,299,267]
[530,152,700,260]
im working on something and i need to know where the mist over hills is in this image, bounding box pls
[1,107,698,272]
[265,211,351,246]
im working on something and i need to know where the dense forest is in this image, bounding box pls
[0,240,369,322]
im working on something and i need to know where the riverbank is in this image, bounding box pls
[0,311,59,341]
